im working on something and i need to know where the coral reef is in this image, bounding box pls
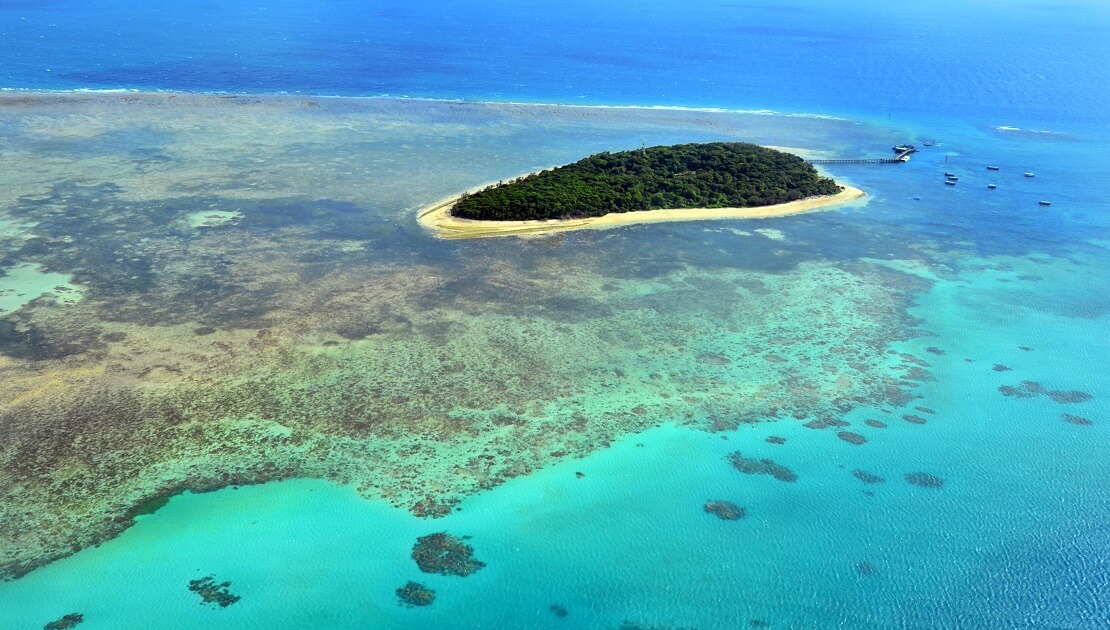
[550,604,569,618]
[837,431,867,445]
[412,533,485,577]
[43,614,84,630]
[905,472,945,488]
[803,418,850,430]
[187,575,240,607]
[852,469,884,484]
[903,414,927,425]
[0,93,932,580]
[727,452,797,482]
[1061,414,1093,426]
[856,561,879,576]
[1048,390,1093,404]
[864,419,887,429]
[765,436,786,444]
[999,381,1093,404]
[704,501,746,520]
[396,581,436,607]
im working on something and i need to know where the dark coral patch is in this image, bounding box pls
[396,581,435,607]
[765,435,786,444]
[992,364,1012,372]
[803,417,849,430]
[925,347,945,356]
[1062,414,1093,426]
[905,472,945,488]
[998,384,1036,398]
[903,414,927,425]
[727,452,797,482]
[1048,390,1093,404]
[856,561,879,576]
[44,613,84,630]
[852,469,885,484]
[902,367,935,382]
[411,495,456,518]
[194,326,217,336]
[865,419,888,429]
[412,532,485,577]
[837,431,867,445]
[188,575,240,607]
[1024,381,1048,394]
[550,604,569,618]
[704,500,746,520]
[914,406,936,415]
[696,352,731,366]
[1000,381,1093,404]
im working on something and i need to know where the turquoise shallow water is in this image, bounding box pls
[1,230,1107,627]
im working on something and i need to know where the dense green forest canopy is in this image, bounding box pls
[451,142,842,221]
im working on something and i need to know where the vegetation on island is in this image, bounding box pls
[451,142,841,221]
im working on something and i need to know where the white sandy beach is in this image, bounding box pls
[417,172,865,240]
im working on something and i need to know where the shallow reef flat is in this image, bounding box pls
[0,92,937,579]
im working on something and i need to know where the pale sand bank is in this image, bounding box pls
[417,173,865,240]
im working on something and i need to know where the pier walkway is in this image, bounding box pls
[807,147,916,166]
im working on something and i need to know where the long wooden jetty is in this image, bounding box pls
[806,157,902,165]
[807,146,916,166]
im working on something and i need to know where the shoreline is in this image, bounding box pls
[417,172,865,240]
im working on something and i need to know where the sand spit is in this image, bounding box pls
[417,177,865,240]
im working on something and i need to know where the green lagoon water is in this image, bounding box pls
[0,94,1107,628]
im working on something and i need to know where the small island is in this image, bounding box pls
[418,142,864,239]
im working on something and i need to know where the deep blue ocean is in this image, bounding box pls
[1,1,1109,629]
